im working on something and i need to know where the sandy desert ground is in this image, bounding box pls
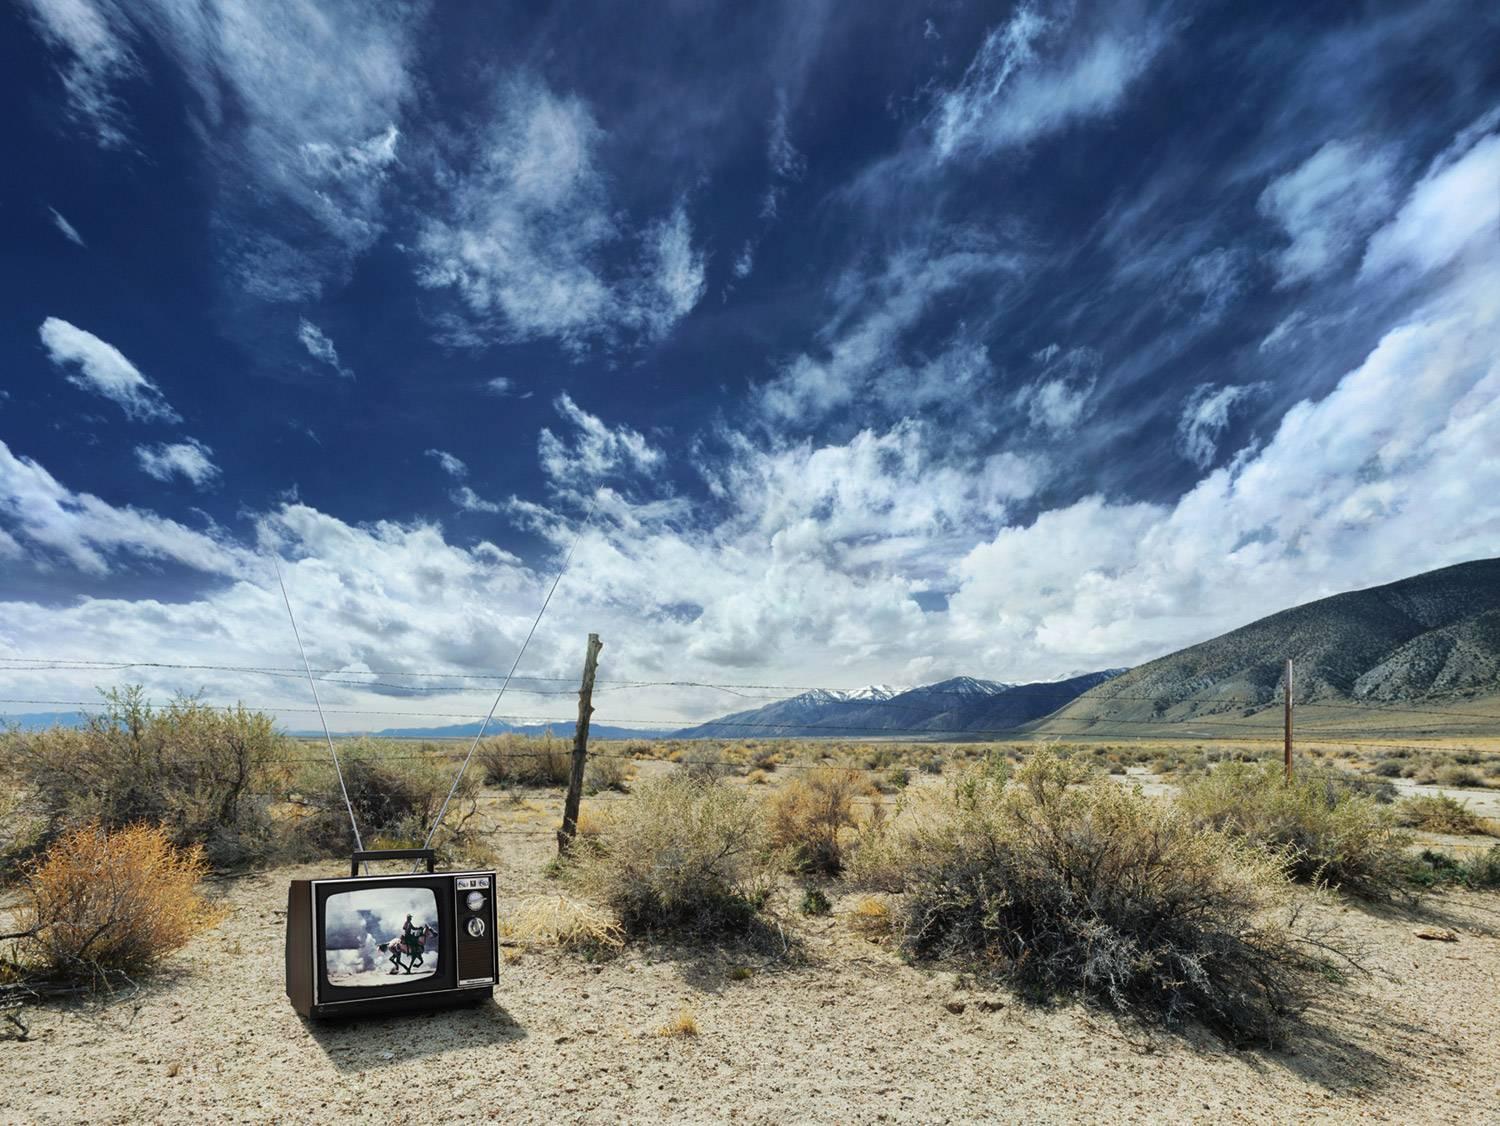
[6,820,1500,1126]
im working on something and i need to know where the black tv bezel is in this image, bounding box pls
[311,870,494,1009]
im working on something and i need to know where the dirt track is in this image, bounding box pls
[6,835,1500,1125]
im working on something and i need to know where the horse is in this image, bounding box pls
[378,924,434,974]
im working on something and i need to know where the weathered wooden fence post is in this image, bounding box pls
[558,633,602,853]
[1283,657,1294,783]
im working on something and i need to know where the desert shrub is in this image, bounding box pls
[583,753,632,795]
[1435,765,1484,789]
[767,767,873,876]
[799,886,831,915]
[1177,762,1411,899]
[285,739,488,867]
[1397,794,1489,835]
[1410,846,1500,890]
[877,766,910,793]
[4,688,285,869]
[11,823,224,982]
[748,745,780,772]
[853,754,1310,1044]
[1371,759,1403,778]
[475,732,572,787]
[566,774,776,938]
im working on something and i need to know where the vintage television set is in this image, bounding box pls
[286,848,498,1019]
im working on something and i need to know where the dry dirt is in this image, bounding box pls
[6,826,1500,1126]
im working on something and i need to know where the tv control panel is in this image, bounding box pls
[454,874,497,986]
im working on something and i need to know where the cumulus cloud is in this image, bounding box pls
[49,208,86,247]
[538,394,662,489]
[414,79,706,350]
[931,4,1168,160]
[135,439,220,488]
[1361,128,1500,279]
[39,317,179,422]
[425,449,466,478]
[450,486,501,514]
[1258,139,1399,286]
[296,319,353,378]
[1176,383,1267,468]
[0,440,240,575]
[484,377,514,396]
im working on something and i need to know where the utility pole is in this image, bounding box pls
[558,633,602,853]
[1283,657,1294,783]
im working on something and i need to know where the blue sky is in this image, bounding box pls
[2,0,1498,730]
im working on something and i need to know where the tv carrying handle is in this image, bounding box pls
[350,848,436,877]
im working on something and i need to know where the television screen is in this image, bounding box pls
[323,886,441,987]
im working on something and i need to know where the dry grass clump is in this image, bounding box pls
[848,895,892,936]
[656,1009,699,1037]
[1434,764,1485,789]
[1397,794,1493,836]
[502,895,624,953]
[767,767,875,875]
[10,823,224,983]
[852,753,1315,1044]
[476,732,572,787]
[566,774,778,938]
[4,688,285,869]
[1176,762,1412,899]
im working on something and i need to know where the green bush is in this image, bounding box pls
[850,753,1311,1044]
[1410,846,1500,890]
[1177,762,1411,899]
[1396,794,1489,836]
[282,738,489,868]
[475,732,572,787]
[3,687,286,869]
[566,774,776,937]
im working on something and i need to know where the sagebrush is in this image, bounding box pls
[11,822,224,982]
[851,753,1318,1044]
[566,774,778,938]
[1176,762,1411,898]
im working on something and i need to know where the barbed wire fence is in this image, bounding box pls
[4,640,1500,855]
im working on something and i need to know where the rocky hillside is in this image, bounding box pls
[1040,557,1500,732]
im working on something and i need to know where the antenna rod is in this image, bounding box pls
[421,495,598,857]
[273,556,364,857]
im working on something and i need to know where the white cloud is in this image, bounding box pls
[135,439,220,488]
[25,1,420,300]
[425,449,466,479]
[538,393,662,489]
[1015,346,1100,434]
[450,486,500,514]
[948,245,1500,672]
[49,208,86,247]
[0,440,241,575]
[296,319,353,378]
[732,243,754,280]
[1361,129,1500,279]
[38,317,179,422]
[932,5,1167,160]
[414,78,706,349]
[768,92,806,180]
[20,0,140,148]
[1180,248,1248,323]
[1176,383,1267,468]
[1258,139,1399,286]
[484,377,514,396]
[758,244,1020,423]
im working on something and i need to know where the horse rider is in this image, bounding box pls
[401,914,421,952]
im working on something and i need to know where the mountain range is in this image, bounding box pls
[7,559,1496,741]
[1040,557,1500,736]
